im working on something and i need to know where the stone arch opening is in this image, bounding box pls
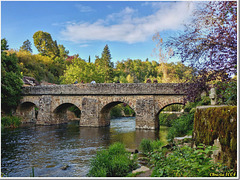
[156,103,185,127]
[18,102,38,123]
[53,103,81,124]
[99,101,136,127]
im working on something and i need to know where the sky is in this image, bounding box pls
[1,1,196,64]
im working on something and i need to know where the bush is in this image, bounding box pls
[167,113,194,142]
[1,116,21,129]
[151,145,235,177]
[167,97,211,142]
[139,139,163,155]
[110,104,122,118]
[216,80,237,105]
[88,142,138,177]
[159,113,178,126]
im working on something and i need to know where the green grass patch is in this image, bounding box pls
[139,139,163,155]
[87,142,138,177]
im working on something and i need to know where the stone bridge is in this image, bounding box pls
[16,83,189,129]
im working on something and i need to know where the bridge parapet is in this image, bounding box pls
[22,83,189,95]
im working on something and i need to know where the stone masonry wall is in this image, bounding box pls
[18,93,185,129]
[21,83,188,95]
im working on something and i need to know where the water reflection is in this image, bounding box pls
[1,117,168,177]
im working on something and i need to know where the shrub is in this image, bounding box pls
[159,113,178,126]
[139,139,163,155]
[167,113,194,142]
[88,142,138,177]
[167,97,211,142]
[216,80,237,106]
[1,116,21,129]
[151,145,235,177]
[139,139,153,155]
[110,104,122,118]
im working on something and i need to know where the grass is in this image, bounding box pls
[87,142,138,177]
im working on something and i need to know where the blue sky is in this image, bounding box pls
[1,1,196,64]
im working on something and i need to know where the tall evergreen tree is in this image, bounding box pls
[101,45,114,82]
[20,39,32,53]
[88,55,91,63]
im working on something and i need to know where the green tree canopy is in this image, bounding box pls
[1,38,9,52]
[33,31,59,58]
[1,39,23,114]
[58,44,69,59]
[95,45,114,82]
[20,39,32,53]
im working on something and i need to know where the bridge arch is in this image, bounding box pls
[52,103,81,124]
[156,102,185,116]
[99,101,135,127]
[16,101,38,123]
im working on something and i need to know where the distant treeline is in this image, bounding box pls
[6,40,195,85]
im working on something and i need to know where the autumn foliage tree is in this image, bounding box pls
[166,1,237,102]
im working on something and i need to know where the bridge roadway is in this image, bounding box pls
[16,83,188,129]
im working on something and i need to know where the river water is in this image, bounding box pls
[1,117,168,177]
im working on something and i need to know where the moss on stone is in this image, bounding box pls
[193,106,237,170]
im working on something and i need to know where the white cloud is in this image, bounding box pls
[61,2,194,44]
[75,4,94,13]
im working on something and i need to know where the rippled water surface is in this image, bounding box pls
[1,117,168,177]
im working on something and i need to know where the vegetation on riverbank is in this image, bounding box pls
[1,116,21,129]
[162,96,210,142]
[110,103,135,118]
[149,143,236,177]
[87,142,138,177]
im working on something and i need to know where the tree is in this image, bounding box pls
[152,32,173,83]
[165,1,237,101]
[88,55,91,63]
[95,45,114,82]
[20,39,32,53]
[58,44,69,59]
[60,58,101,84]
[1,38,9,52]
[33,31,59,58]
[1,39,23,114]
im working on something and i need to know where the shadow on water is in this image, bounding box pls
[1,117,168,177]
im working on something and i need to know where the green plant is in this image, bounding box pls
[139,139,163,155]
[88,142,138,177]
[167,113,194,142]
[167,97,211,142]
[139,139,153,155]
[1,116,21,129]
[159,113,178,126]
[151,145,235,177]
[216,80,237,105]
[30,167,35,177]
[110,104,123,118]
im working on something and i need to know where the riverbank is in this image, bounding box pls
[127,136,236,178]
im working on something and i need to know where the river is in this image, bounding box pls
[1,117,168,177]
